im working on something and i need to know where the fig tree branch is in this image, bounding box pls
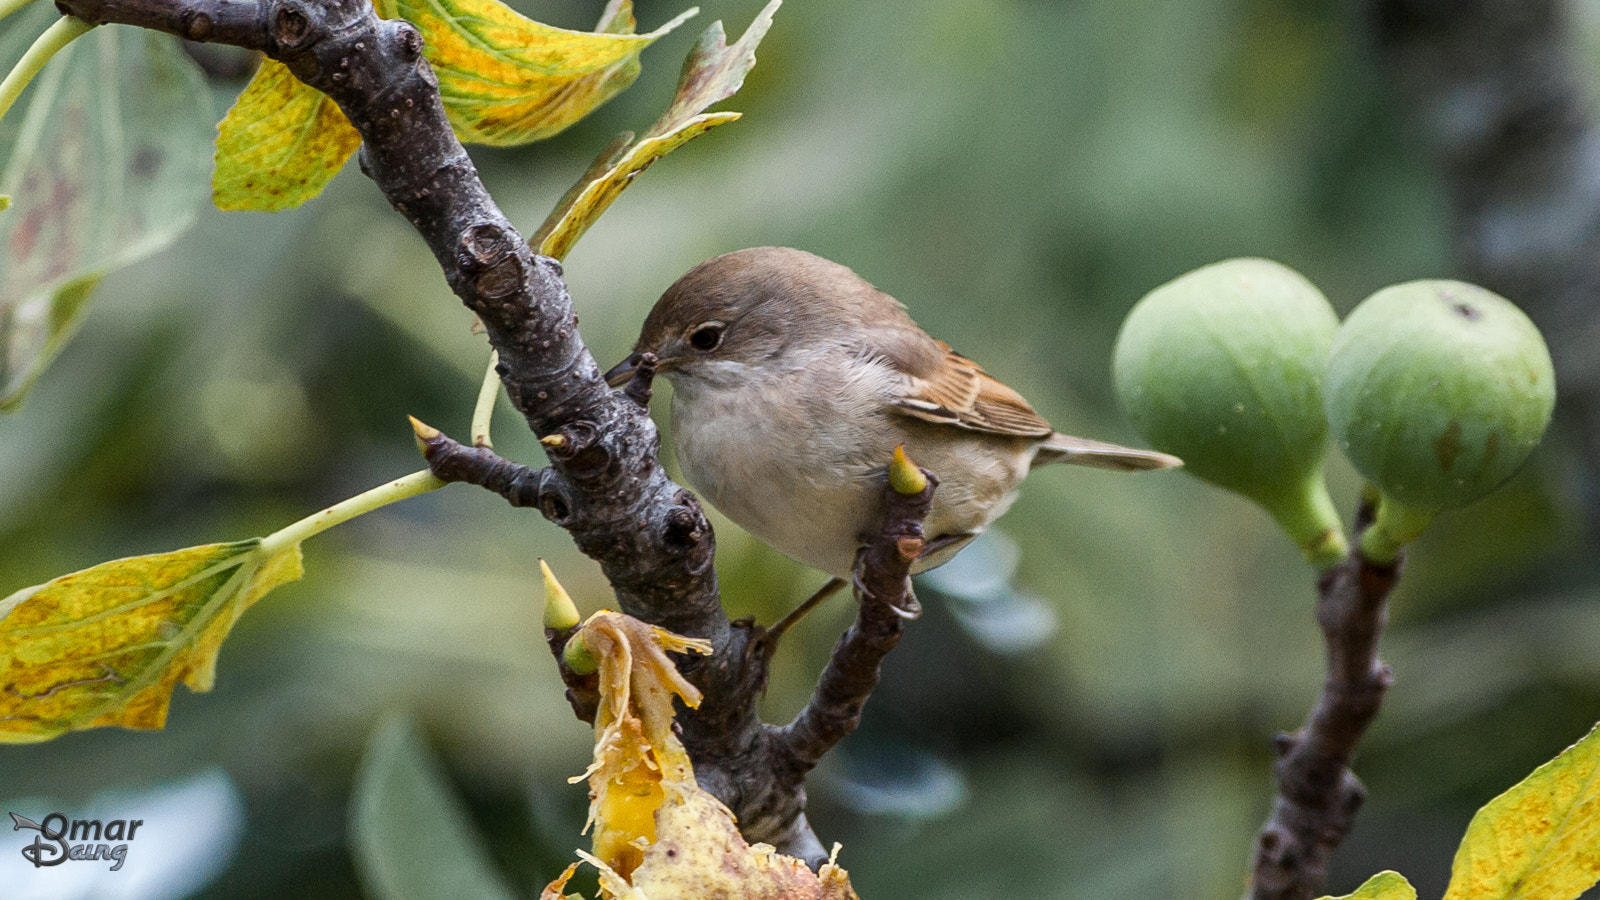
[45,0,862,854]
[1247,500,1401,900]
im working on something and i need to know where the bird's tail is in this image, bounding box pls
[1033,433,1182,472]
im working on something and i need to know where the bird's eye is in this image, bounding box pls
[689,323,724,351]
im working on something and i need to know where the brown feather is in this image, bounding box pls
[887,341,1054,438]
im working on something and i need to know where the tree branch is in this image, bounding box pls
[779,470,936,770]
[1247,501,1401,900]
[59,0,726,640]
[51,0,928,860]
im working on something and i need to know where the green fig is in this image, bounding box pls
[1114,258,1347,569]
[1323,280,1555,562]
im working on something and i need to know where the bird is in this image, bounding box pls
[604,247,1180,583]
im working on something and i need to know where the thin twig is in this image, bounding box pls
[758,577,846,650]
[778,470,937,771]
[1247,501,1401,900]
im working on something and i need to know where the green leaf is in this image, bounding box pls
[1319,871,1417,900]
[0,18,213,409]
[0,540,303,742]
[373,0,695,147]
[349,715,518,900]
[211,58,363,212]
[1442,722,1600,900]
[533,0,780,260]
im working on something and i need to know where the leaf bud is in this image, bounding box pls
[540,559,581,632]
[888,444,928,496]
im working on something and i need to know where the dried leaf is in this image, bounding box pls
[1319,872,1417,900]
[1442,722,1600,900]
[533,0,780,260]
[626,787,858,900]
[373,0,695,147]
[574,610,709,878]
[0,15,212,408]
[211,58,363,212]
[544,607,857,899]
[0,540,303,742]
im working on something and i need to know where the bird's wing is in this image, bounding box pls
[885,339,1055,438]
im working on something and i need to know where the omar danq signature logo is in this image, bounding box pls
[9,809,144,871]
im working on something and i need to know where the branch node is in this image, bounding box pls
[537,483,572,525]
[272,3,311,50]
[895,535,924,561]
[180,9,213,39]
[542,421,596,461]
[664,496,704,552]
[395,20,423,60]
[459,224,524,300]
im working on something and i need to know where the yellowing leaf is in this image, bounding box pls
[0,540,303,742]
[1320,871,1417,900]
[212,58,363,211]
[534,0,780,260]
[1443,722,1600,900]
[373,0,695,147]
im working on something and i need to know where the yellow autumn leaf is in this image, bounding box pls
[1441,722,1600,900]
[0,540,303,742]
[545,605,857,899]
[212,58,363,211]
[374,0,696,147]
[1319,871,1417,900]
[534,0,780,260]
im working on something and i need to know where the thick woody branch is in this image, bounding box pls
[56,0,725,645]
[1247,519,1401,900]
[49,0,924,865]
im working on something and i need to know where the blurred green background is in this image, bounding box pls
[4,0,1600,897]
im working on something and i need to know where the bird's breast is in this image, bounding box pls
[665,362,1038,578]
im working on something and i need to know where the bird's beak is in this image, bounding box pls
[604,352,643,388]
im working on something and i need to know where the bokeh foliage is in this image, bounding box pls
[2,1,1596,899]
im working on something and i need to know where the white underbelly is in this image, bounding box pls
[666,364,1035,578]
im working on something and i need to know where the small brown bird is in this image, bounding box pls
[606,247,1180,581]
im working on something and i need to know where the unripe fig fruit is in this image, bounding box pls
[1323,280,1555,561]
[1114,259,1347,569]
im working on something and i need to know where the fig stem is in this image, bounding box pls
[1261,474,1350,573]
[1358,495,1437,563]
